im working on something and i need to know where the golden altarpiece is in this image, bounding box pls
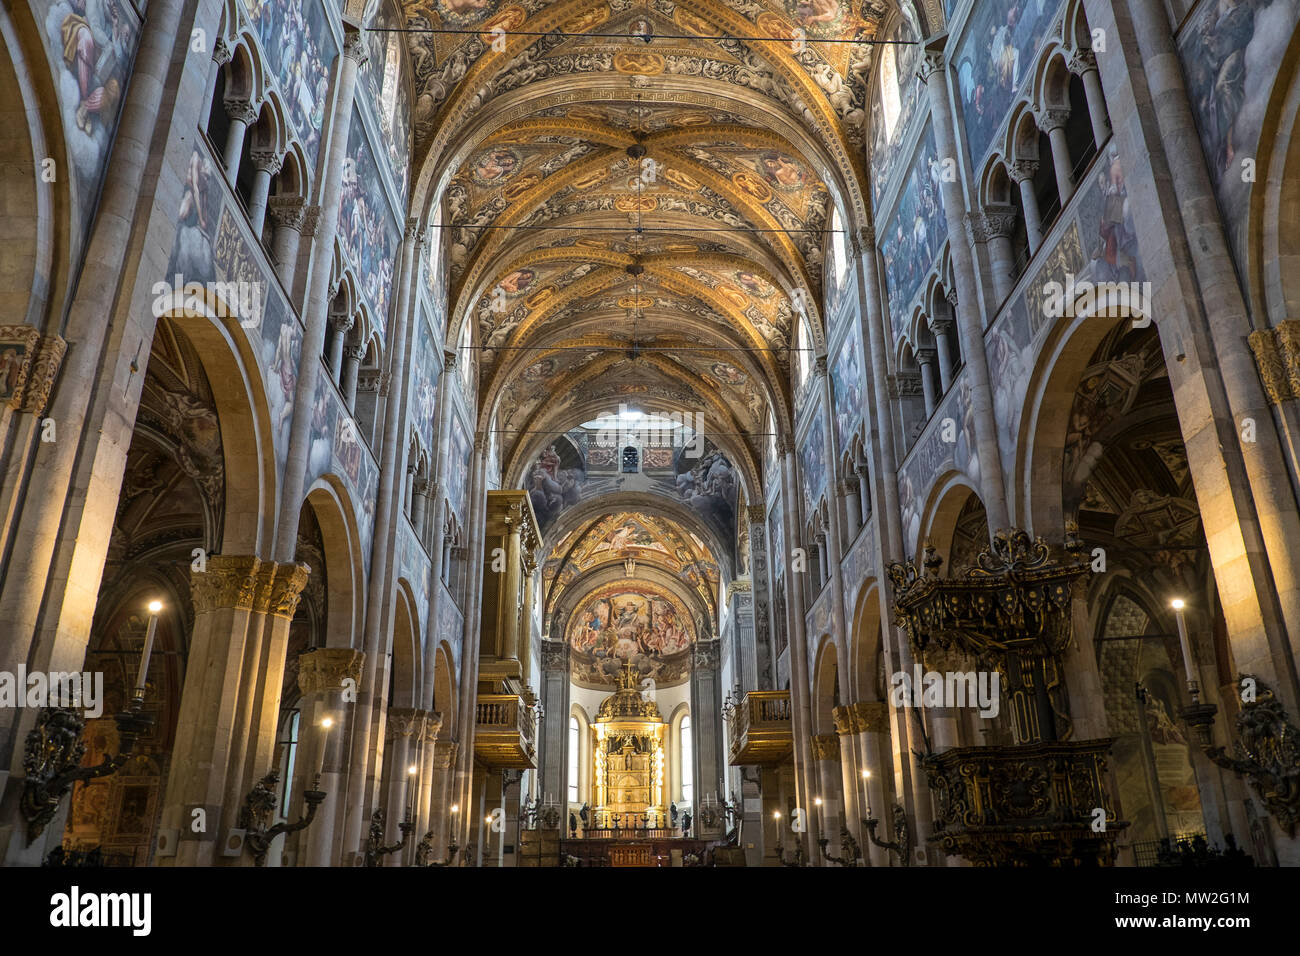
[591,665,668,828]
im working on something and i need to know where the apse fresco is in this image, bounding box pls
[869,9,924,205]
[361,0,412,203]
[800,406,828,514]
[880,123,948,336]
[1179,0,1300,258]
[567,584,695,687]
[525,435,587,530]
[831,326,863,454]
[955,0,1063,167]
[669,446,737,549]
[39,0,140,220]
[339,106,399,334]
[244,0,335,164]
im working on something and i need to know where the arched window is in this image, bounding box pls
[680,715,693,805]
[622,445,639,473]
[567,715,580,803]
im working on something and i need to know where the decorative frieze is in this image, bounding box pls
[190,554,263,613]
[1248,320,1300,404]
[0,326,67,415]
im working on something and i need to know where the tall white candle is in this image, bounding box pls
[134,602,162,697]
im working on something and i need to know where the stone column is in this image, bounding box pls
[341,342,364,410]
[919,45,1011,532]
[383,708,422,865]
[427,739,459,861]
[690,638,724,810]
[221,97,257,186]
[341,217,421,861]
[844,701,890,866]
[414,712,443,852]
[851,227,931,857]
[539,641,569,807]
[930,318,956,390]
[500,506,524,662]
[1037,107,1076,205]
[1068,49,1111,147]
[831,705,865,856]
[272,23,366,564]
[976,208,1019,305]
[810,733,843,863]
[246,148,281,238]
[326,309,353,381]
[412,477,430,539]
[157,556,266,867]
[779,442,817,854]
[267,196,307,288]
[1009,159,1044,253]
[856,464,871,523]
[916,347,939,416]
[746,504,774,689]
[200,36,231,122]
[296,647,365,867]
[842,479,861,539]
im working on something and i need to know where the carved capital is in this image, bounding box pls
[404,217,422,242]
[1035,107,1071,133]
[1007,159,1039,183]
[692,638,721,671]
[917,49,944,83]
[810,733,841,761]
[746,503,765,524]
[930,318,954,338]
[432,739,458,769]
[342,27,369,66]
[223,96,258,125]
[0,327,66,415]
[299,205,323,238]
[267,195,307,231]
[191,554,263,613]
[541,640,568,671]
[1250,320,1300,404]
[422,711,444,743]
[853,225,875,256]
[249,148,283,175]
[270,562,311,619]
[387,707,423,739]
[1067,49,1098,75]
[297,647,365,694]
[212,36,233,66]
[813,354,828,377]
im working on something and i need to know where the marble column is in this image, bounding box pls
[1037,107,1076,205]
[930,318,956,390]
[246,148,281,238]
[691,638,724,813]
[1008,159,1044,253]
[342,218,422,861]
[539,641,570,808]
[842,479,861,540]
[976,207,1019,305]
[296,647,365,867]
[383,708,424,865]
[341,342,364,410]
[810,733,843,864]
[200,36,232,122]
[326,308,354,381]
[221,97,257,186]
[267,196,307,288]
[1068,49,1111,147]
[916,347,939,415]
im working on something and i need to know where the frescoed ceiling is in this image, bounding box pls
[542,509,720,623]
[390,0,935,496]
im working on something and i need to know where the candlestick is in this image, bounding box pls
[406,764,418,821]
[1171,599,1197,696]
[315,715,333,785]
[134,600,163,700]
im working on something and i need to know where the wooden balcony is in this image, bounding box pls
[727,690,792,766]
[474,694,537,769]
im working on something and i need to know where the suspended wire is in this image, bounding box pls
[369,26,918,46]
[429,222,840,234]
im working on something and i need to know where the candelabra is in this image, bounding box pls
[414,830,460,867]
[819,825,863,866]
[363,808,414,866]
[239,770,326,867]
[775,838,806,867]
[22,698,154,844]
[862,804,912,866]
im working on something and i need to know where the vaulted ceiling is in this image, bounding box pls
[397,0,921,491]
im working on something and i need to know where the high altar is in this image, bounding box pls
[592,665,668,829]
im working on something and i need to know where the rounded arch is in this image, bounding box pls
[390,579,419,708]
[916,471,986,569]
[811,634,839,735]
[433,641,457,737]
[847,578,883,703]
[304,476,365,649]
